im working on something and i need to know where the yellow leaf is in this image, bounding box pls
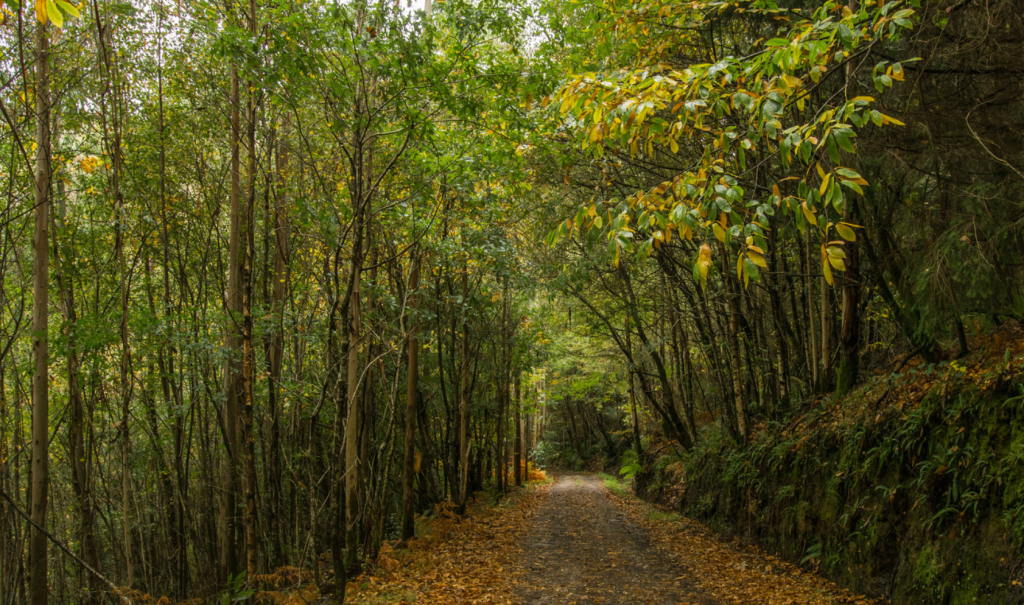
[748,251,768,268]
[801,202,816,226]
[826,246,846,259]
[835,223,856,241]
[45,0,61,27]
[881,114,905,126]
[698,243,712,283]
[819,173,831,197]
[36,0,46,23]
[713,223,726,243]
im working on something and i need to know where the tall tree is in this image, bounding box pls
[29,13,51,605]
[401,250,420,542]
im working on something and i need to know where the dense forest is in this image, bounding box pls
[0,0,1021,603]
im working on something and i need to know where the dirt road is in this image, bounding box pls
[515,474,715,604]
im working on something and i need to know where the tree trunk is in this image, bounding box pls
[718,242,748,441]
[267,114,290,568]
[458,263,470,514]
[29,19,50,605]
[401,251,420,542]
[837,215,861,396]
[344,216,365,581]
[220,48,242,585]
[820,263,830,386]
[836,0,862,396]
[513,373,522,486]
[804,229,819,389]
[241,0,259,574]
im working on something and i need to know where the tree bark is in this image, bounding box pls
[240,0,260,577]
[513,373,522,486]
[344,214,365,581]
[458,262,470,514]
[804,229,819,389]
[30,18,50,605]
[220,44,242,585]
[717,241,748,441]
[267,114,290,568]
[401,251,420,542]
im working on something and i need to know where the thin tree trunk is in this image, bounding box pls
[837,16,861,396]
[513,373,522,486]
[241,0,259,574]
[625,327,643,456]
[837,218,861,396]
[717,242,748,441]
[344,211,365,586]
[401,251,420,542]
[220,44,243,585]
[267,114,289,568]
[821,264,830,384]
[29,18,50,605]
[804,229,819,390]
[458,262,470,514]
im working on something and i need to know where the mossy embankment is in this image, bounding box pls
[635,348,1024,603]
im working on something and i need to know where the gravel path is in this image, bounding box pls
[515,473,716,605]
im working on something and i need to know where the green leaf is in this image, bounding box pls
[744,257,761,283]
[839,179,863,195]
[834,131,856,153]
[836,167,863,180]
[838,24,854,46]
[827,134,841,164]
[55,0,79,19]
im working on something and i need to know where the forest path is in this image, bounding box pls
[345,472,875,604]
[514,473,715,605]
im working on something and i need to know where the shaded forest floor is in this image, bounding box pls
[124,471,883,604]
[345,473,880,605]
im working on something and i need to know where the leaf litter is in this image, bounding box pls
[351,471,880,604]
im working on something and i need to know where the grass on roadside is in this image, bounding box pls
[646,510,681,523]
[599,474,682,523]
[599,473,629,497]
